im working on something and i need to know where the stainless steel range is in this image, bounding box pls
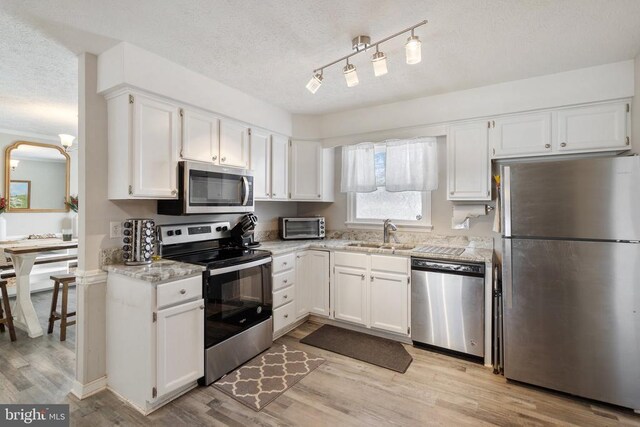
[157,221,273,385]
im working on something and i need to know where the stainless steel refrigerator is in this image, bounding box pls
[501,155,640,411]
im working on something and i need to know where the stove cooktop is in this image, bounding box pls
[166,247,271,270]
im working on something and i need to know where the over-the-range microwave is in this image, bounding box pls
[279,217,325,240]
[158,161,254,215]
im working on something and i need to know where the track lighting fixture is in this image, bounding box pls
[343,59,359,87]
[305,19,426,93]
[371,46,388,77]
[405,29,422,65]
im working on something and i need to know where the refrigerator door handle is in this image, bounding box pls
[503,238,513,309]
[503,166,512,237]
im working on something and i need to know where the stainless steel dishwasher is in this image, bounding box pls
[411,258,485,358]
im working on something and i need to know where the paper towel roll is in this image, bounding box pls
[451,204,487,229]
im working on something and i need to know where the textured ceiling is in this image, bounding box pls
[2,0,640,137]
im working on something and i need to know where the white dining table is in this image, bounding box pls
[1,239,78,338]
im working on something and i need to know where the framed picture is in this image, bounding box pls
[9,180,31,209]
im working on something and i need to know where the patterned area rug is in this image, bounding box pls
[213,345,324,411]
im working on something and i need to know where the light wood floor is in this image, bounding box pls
[1,296,639,426]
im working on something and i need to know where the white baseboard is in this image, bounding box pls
[70,376,107,400]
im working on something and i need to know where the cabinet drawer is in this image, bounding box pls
[370,255,409,274]
[156,276,202,309]
[273,269,295,291]
[273,285,295,309]
[334,251,368,269]
[273,302,296,332]
[272,253,295,274]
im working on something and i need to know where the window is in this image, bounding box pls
[347,145,432,229]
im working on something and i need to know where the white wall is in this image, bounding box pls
[633,53,640,155]
[317,60,634,144]
[0,131,78,237]
[98,43,292,136]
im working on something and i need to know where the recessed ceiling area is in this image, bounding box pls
[2,0,640,136]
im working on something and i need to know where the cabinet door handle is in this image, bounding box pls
[560,142,567,147]
[317,194,321,198]
[283,261,287,266]
[361,274,365,280]
[284,314,289,319]
[544,144,551,149]
[171,189,177,196]
[370,275,374,281]
[283,294,288,299]
[221,157,226,162]
[180,289,186,294]
[199,305,205,310]
[283,279,288,284]
[212,155,218,161]
[272,193,276,197]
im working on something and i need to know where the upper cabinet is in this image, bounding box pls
[270,135,289,201]
[108,92,180,199]
[555,102,629,152]
[249,129,271,200]
[180,108,219,163]
[491,113,552,157]
[447,121,491,201]
[491,100,631,159]
[290,140,334,202]
[249,130,291,201]
[219,120,249,168]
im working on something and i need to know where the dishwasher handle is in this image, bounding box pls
[411,258,485,277]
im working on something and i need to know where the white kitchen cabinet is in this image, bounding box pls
[272,253,297,338]
[107,92,180,199]
[156,298,205,396]
[369,272,409,335]
[296,250,330,318]
[219,119,249,168]
[333,265,368,326]
[106,273,204,415]
[290,140,322,200]
[289,141,334,202]
[555,102,630,152]
[249,128,271,200]
[447,121,491,201]
[491,113,552,158]
[180,108,219,163]
[270,134,289,200]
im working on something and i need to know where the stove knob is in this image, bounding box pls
[167,230,174,236]
[123,221,132,228]
[123,252,130,259]
[123,229,131,236]
[122,245,131,251]
[216,227,222,232]
[144,244,151,251]
[145,229,152,236]
[145,237,152,243]
[123,237,131,244]
[222,226,228,231]
[145,222,153,229]
[175,230,182,236]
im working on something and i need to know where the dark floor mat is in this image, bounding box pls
[300,325,412,373]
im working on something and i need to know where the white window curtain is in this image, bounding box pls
[340,143,377,193]
[385,137,438,192]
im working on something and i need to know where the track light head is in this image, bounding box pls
[405,31,422,65]
[306,72,323,94]
[343,61,359,87]
[371,48,388,77]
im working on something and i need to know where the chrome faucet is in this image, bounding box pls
[383,219,397,244]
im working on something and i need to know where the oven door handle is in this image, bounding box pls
[209,257,270,276]
[241,177,249,206]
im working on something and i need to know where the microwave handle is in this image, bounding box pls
[242,177,249,206]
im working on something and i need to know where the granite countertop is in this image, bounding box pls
[103,259,205,284]
[258,239,493,264]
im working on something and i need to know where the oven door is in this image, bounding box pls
[185,161,254,214]
[205,258,272,348]
[281,218,325,239]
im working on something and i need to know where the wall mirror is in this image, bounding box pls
[4,141,70,212]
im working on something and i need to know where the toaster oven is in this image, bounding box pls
[279,217,325,240]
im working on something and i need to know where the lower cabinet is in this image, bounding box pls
[106,274,204,415]
[333,252,410,336]
[333,266,368,326]
[369,271,409,335]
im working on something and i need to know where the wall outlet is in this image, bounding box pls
[110,221,123,239]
